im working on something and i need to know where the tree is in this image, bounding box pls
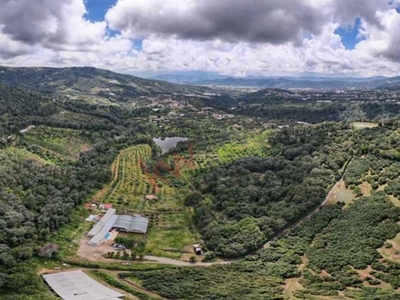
[184,191,204,207]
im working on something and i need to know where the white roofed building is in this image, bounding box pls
[42,270,124,300]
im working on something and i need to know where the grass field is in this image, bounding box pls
[146,227,196,259]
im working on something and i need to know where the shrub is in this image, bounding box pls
[203,251,216,262]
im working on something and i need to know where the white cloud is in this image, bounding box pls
[0,0,400,77]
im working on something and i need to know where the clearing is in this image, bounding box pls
[352,122,379,129]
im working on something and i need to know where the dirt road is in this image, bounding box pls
[144,255,234,266]
[263,158,353,248]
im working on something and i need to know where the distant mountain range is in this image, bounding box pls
[1,66,399,97]
[152,71,226,83]
[152,73,400,89]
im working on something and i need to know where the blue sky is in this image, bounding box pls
[84,0,117,22]
[334,18,365,50]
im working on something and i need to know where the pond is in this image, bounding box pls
[153,137,189,154]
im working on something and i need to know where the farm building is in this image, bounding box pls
[42,270,124,300]
[112,215,149,234]
[86,210,149,246]
[87,209,116,238]
[88,214,118,246]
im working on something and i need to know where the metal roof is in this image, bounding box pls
[113,215,149,233]
[87,209,116,237]
[88,214,118,246]
[42,270,124,300]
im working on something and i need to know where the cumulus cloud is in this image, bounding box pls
[0,0,107,50]
[378,10,400,61]
[330,0,390,27]
[105,0,397,44]
[106,0,334,44]
[0,27,32,59]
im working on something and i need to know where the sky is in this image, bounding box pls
[1,0,400,77]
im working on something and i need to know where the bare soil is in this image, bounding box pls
[78,234,117,262]
[359,182,372,197]
[80,145,93,154]
[77,233,234,266]
[324,180,346,205]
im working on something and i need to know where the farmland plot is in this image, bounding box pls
[103,144,197,258]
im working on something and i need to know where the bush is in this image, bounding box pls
[385,242,393,249]
[202,251,216,262]
[114,237,136,249]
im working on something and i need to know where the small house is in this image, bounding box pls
[99,203,113,210]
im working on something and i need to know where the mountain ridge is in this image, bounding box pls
[0,66,209,101]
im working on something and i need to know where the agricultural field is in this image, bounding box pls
[104,145,177,207]
[99,144,198,258]
[3,146,53,166]
[23,126,92,159]
[50,110,113,125]
[174,130,272,173]
[216,130,271,162]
